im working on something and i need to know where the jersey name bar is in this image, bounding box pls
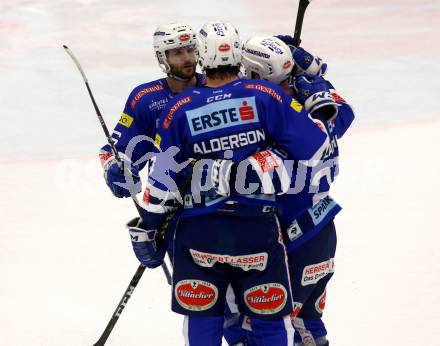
[194,129,266,154]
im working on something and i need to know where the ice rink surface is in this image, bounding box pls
[1,0,440,345]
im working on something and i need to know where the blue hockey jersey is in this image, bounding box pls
[99,74,206,169]
[277,88,355,251]
[221,83,355,251]
[141,78,329,228]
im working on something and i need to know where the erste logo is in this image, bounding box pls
[239,101,255,120]
[186,97,259,135]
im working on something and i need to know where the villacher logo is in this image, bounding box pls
[244,283,287,314]
[175,279,218,311]
[315,290,327,314]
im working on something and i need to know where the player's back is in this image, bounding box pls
[149,78,328,216]
[158,78,326,162]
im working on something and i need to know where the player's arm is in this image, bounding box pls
[138,100,190,229]
[324,82,355,138]
[199,147,291,197]
[275,35,327,76]
[99,91,153,198]
[302,78,355,138]
[237,94,330,194]
[292,73,339,122]
[263,89,329,164]
[235,94,329,195]
[125,145,184,269]
[127,104,189,269]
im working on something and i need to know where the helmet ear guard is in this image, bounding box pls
[155,50,170,74]
[241,53,270,80]
[241,36,294,84]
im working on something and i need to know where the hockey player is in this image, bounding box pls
[126,22,330,346]
[214,36,355,346]
[99,22,205,198]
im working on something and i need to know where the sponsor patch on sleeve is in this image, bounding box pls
[118,112,134,128]
[130,84,164,109]
[163,96,192,129]
[154,133,161,149]
[290,98,303,112]
[244,83,283,103]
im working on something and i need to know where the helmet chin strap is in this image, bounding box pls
[161,59,194,82]
[167,72,193,82]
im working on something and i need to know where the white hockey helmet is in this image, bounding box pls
[242,36,294,84]
[197,22,242,70]
[153,23,197,74]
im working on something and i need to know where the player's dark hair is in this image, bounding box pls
[205,66,240,80]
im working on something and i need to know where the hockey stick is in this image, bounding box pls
[293,0,312,47]
[93,263,145,346]
[63,45,120,160]
[290,0,312,76]
[64,45,197,345]
[91,162,196,346]
[63,44,172,285]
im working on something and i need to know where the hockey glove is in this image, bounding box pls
[101,152,141,198]
[211,158,234,197]
[291,46,327,76]
[238,148,290,195]
[275,35,327,76]
[126,217,167,269]
[293,73,338,121]
[192,158,234,198]
[202,149,289,196]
